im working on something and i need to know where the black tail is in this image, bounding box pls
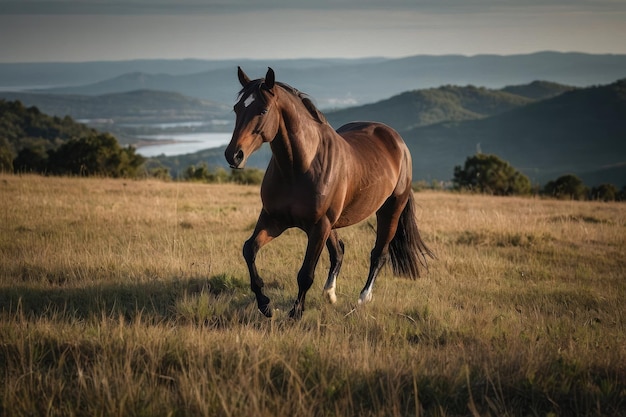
[389,192,435,279]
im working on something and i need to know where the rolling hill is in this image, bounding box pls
[3,69,624,187]
[324,82,575,131]
[403,79,626,185]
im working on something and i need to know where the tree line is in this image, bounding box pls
[4,135,264,185]
[451,153,626,201]
[0,100,264,184]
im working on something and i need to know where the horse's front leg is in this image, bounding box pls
[289,218,332,319]
[243,211,285,317]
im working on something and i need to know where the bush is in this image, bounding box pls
[542,174,588,200]
[590,183,619,201]
[230,168,264,185]
[453,154,532,195]
[46,133,145,177]
[13,146,47,173]
[0,140,14,172]
[182,164,263,185]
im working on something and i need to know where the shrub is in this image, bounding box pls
[230,168,264,185]
[453,154,532,195]
[542,174,588,200]
[590,183,619,201]
[46,133,145,177]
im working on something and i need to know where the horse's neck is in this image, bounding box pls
[270,95,323,176]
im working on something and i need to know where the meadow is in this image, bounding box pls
[0,174,624,416]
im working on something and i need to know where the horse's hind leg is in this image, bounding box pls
[323,230,344,304]
[359,195,407,304]
[243,211,286,317]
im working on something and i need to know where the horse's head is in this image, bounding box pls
[225,66,280,169]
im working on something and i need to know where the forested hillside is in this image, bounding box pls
[0,90,230,124]
[0,100,143,176]
[0,100,95,154]
[326,81,576,130]
[404,79,626,185]
[328,85,530,130]
[501,80,576,100]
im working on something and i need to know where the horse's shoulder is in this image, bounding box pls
[337,121,399,136]
[336,121,377,134]
[336,121,401,143]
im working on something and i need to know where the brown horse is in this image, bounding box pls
[225,67,433,319]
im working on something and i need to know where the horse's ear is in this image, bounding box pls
[238,66,251,87]
[264,67,275,90]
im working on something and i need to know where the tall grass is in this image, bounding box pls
[1,174,624,416]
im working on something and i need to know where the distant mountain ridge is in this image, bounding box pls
[3,52,625,108]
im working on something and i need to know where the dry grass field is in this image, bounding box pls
[1,173,625,416]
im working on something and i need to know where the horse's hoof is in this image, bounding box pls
[288,306,303,320]
[258,304,273,318]
[358,291,372,305]
[324,287,337,304]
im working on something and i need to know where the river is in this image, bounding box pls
[135,132,232,157]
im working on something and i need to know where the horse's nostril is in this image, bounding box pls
[234,149,244,166]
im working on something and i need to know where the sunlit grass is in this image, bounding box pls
[1,174,625,416]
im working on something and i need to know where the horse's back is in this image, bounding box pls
[336,121,408,161]
[330,121,413,227]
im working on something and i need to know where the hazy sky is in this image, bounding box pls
[1,0,625,62]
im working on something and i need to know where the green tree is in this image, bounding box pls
[47,133,144,177]
[13,147,47,173]
[230,168,264,185]
[0,138,14,172]
[184,163,212,182]
[590,183,618,201]
[542,174,588,200]
[453,154,532,195]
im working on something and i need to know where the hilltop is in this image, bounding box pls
[501,80,576,100]
[325,82,574,130]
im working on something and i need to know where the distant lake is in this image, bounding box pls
[136,132,232,157]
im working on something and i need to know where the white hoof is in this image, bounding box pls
[324,286,337,304]
[358,291,372,305]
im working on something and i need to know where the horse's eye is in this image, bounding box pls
[261,108,268,115]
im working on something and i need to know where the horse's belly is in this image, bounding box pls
[334,188,392,229]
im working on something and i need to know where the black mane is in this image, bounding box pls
[276,82,328,125]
